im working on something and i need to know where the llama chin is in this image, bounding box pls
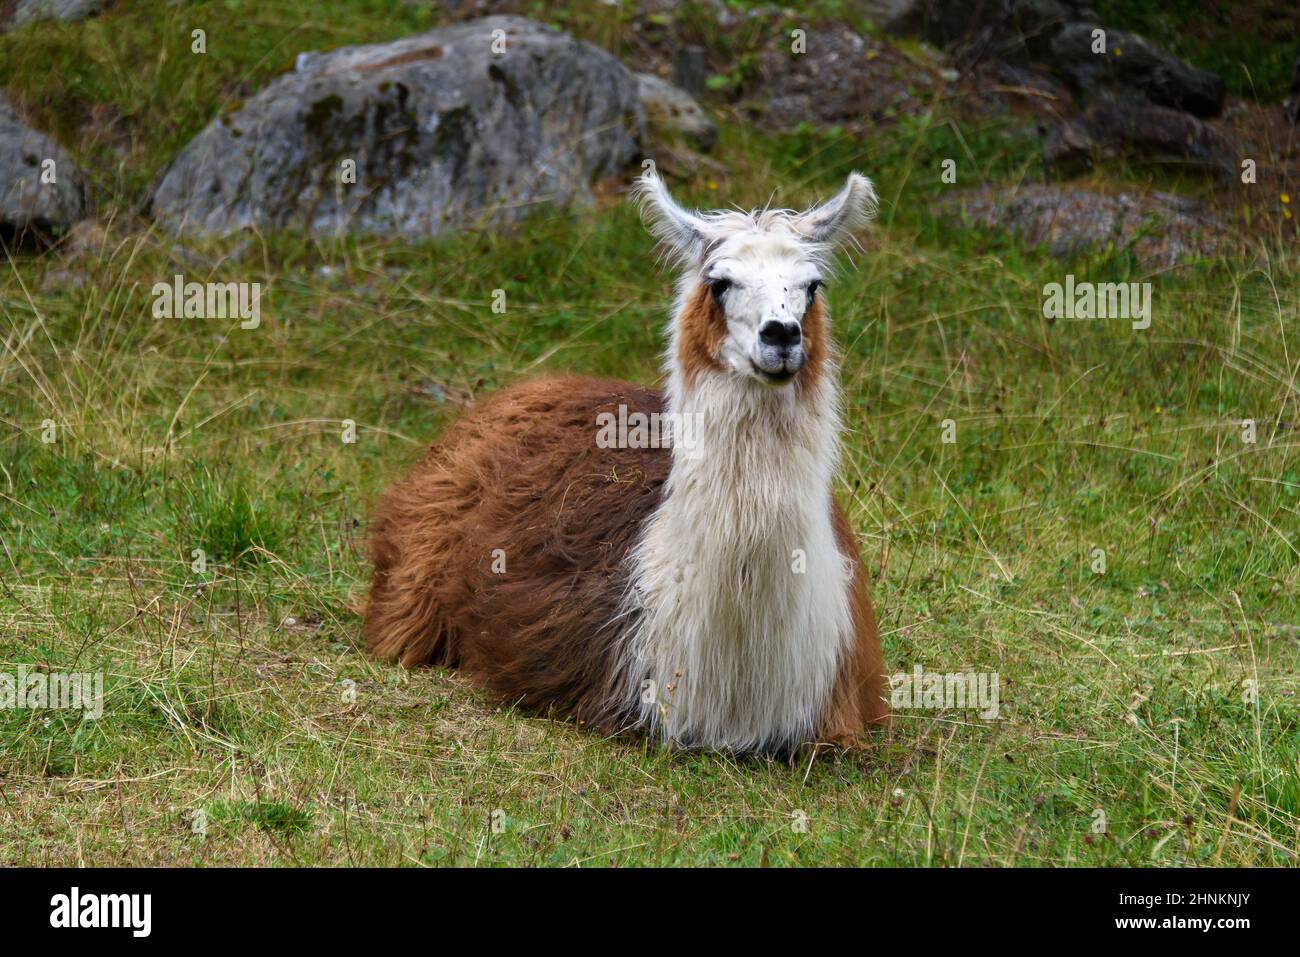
[363,171,888,755]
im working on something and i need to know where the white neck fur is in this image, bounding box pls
[617,306,854,752]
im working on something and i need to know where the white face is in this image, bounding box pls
[636,170,877,389]
[705,232,823,386]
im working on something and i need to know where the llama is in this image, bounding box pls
[364,171,888,756]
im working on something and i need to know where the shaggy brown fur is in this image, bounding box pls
[366,376,667,732]
[796,292,827,398]
[818,506,889,742]
[365,374,887,744]
[675,284,728,389]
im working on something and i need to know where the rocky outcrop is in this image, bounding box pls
[893,1,1224,117]
[152,16,645,238]
[1048,23,1224,118]
[936,183,1229,269]
[1044,105,1239,180]
[888,1,1232,178]
[4,0,114,29]
[636,72,716,150]
[743,22,940,131]
[0,96,86,239]
[889,0,1093,63]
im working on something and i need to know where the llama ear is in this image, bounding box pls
[797,173,878,246]
[634,171,709,265]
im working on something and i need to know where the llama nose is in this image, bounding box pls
[758,320,801,348]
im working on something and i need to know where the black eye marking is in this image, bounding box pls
[708,277,733,307]
[806,280,822,310]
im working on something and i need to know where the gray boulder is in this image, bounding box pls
[0,97,86,239]
[889,0,1094,62]
[1050,23,1224,117]
[890,1,1224,118]
[1045,104,1238,181]
[744,22,940,132]
[636,73,716,151]
[7,0,113,29]
[1042,116,1097,173]
[152,16,645,238]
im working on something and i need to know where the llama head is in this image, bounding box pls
[635,171,876,390]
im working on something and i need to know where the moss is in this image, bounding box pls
[304,93,345,139]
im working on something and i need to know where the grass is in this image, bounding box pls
[1,0,1298,867]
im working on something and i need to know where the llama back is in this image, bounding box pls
[365,376,670,730]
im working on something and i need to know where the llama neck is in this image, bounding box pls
[618,356,853,752]
[663,364,842,522]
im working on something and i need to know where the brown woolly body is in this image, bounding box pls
[365,377,664,733]
[364,372,887,746]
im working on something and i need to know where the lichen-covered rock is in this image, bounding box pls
[744,22,940,132]
[636,73,716,150]
[7,0,113,29]
[1049,23,1225,118]
[1042,116,1097,171]
[890,0,1094,62]
[936,183,1229,269]
[0,96,86,238]
[1044,104,1239,180]
[890,1,1224,118]
[152,16,645,238]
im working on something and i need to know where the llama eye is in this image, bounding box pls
[806,281,822,308]
[709,278,733,307]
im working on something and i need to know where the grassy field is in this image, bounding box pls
[1,1,1298,866]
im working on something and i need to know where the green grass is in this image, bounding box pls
[1,0,1298,867]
